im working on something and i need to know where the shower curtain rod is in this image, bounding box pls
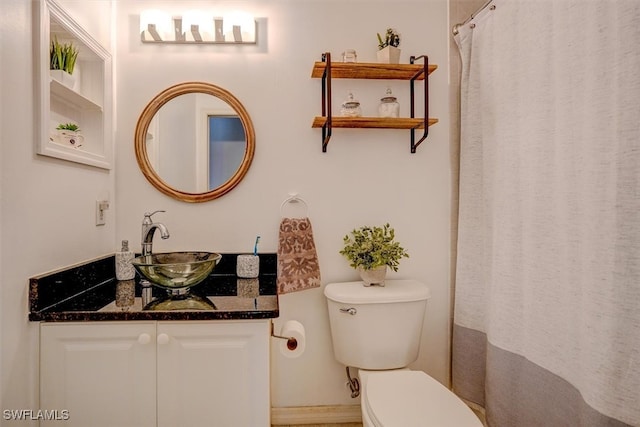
[452,0,494,35]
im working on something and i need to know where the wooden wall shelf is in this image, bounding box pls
[311,52,437,153]
[312,117,439,129]
[311,62,438,80]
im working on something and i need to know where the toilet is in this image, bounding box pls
[324,280,483,427]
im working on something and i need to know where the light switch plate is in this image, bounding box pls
[95,200,109,226]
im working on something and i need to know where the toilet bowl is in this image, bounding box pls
[359,369,483,427]
[324,280,483,427]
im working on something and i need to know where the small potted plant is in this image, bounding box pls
[50,37,79,89]
[56,123,84,148]
[376,28,401,64]
[339,223,409,286]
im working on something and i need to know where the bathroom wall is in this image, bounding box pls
[0,0,115,418]
[0,0,450,416]
[114,0,450,409]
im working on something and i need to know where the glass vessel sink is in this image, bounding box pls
[132,252,222,290]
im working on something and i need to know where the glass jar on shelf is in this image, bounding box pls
[342,49,357,63]
[340,92,362,117]
[378,88,400,118]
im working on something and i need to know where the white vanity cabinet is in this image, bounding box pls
[40,321,271,427]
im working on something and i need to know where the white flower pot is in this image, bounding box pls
[377,46,401,64]
[358,265,387,287]
[56,129,84,148]
[50,69,77,90]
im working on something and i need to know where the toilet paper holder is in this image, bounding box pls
[271,320,298,351]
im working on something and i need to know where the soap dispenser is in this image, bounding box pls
[115,240,135,280]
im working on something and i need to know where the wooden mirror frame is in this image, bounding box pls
[134,82,255,203]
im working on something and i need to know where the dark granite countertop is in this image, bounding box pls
[29,253,279,321]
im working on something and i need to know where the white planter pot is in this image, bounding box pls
[50,69,77,90]
[358,265,387,287]
[376,46,401,64]
[56,129,84,149]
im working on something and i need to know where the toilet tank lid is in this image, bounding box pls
[324,280,431,304]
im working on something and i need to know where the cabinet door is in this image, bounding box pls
[40,322,156,427]
[156,321,270,427]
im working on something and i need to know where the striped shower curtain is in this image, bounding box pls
[452,1,640,426]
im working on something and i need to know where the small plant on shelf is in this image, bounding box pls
[56,123,80,132]
[55,123,83,148]
[376,28,401,64]
[377,28,401,50]
[50,37,79,74]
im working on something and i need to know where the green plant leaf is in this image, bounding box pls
[50,37,79,74]
[56,123,80,132]
[376,28,400,50]
[339,223,409,271]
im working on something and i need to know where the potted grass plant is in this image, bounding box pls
[50,37,79,89]
[55,123,84,148]
[376,28,401,64]
[339,223,409,286]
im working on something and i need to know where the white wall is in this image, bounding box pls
[0,0,114,420]
[115,0,450,408]
[0,0,451,416]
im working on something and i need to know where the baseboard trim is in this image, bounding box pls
[271,404,362,425]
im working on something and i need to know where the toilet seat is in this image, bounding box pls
[363,370,483,427]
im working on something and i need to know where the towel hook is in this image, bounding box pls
[279,192,309,217]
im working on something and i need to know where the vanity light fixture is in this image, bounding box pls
[182,10,210,42]
[140,10,172,42]
[140,9,257,44]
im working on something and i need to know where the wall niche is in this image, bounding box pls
[35,0,113,169]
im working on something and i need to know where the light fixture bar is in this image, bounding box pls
[140,11,257,44]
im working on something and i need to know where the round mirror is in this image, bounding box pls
[135,82,255,203]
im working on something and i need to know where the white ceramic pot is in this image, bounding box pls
[358,265,387,286]
[376,46,401,64]
[56,130,84,148]
[50,69,77,90]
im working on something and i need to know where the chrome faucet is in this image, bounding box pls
[141,210,170,256]
[139,211,170,307]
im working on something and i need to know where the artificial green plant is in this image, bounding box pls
[50,37,79,74]
[377,28,401,50]
[56,123,80,132]
[339,223,409,271]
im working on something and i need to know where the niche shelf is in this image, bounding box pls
[311,52,438,153]
[49,80,103,111]
[35,0,113,169]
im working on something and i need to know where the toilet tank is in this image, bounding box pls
[324,280,431,370]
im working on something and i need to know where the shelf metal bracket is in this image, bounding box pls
[321,52,332,152]
[409,55,429,153]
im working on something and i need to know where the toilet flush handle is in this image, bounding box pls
[339,307,357,315]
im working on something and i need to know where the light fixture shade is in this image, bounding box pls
[182,10,214,42]
[140,9,173,41]
[223,11,256,43]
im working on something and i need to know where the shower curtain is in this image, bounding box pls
[452,1,640,426]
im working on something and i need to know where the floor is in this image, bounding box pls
[272,402,486,427]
